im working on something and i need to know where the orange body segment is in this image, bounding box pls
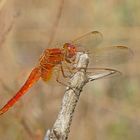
[0,67,41,115]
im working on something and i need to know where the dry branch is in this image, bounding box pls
[44,52,117,140]
[44,52,89,140]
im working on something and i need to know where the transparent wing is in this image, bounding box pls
[69,31,132,66]
[51,31,132,67]
[49,31,103,50]
[54,66,120,83]
[86,67,121,81]
[70,31,103,50]
[89,45,133,67]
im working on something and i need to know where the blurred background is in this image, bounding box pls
[0,0,139,140]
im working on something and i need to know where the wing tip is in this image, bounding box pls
[91,31,103,39]
[91,30,101,34]
[116,46,134,55]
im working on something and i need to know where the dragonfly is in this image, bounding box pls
[0,31,132,115]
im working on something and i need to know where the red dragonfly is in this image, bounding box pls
[0,31,132,115]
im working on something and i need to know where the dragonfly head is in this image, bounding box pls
[63,43,77,59]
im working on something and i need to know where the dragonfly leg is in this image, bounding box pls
[62,60,75,75]
[56,67,77,92]
[56,68,68,87]
[60,64,69,78]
